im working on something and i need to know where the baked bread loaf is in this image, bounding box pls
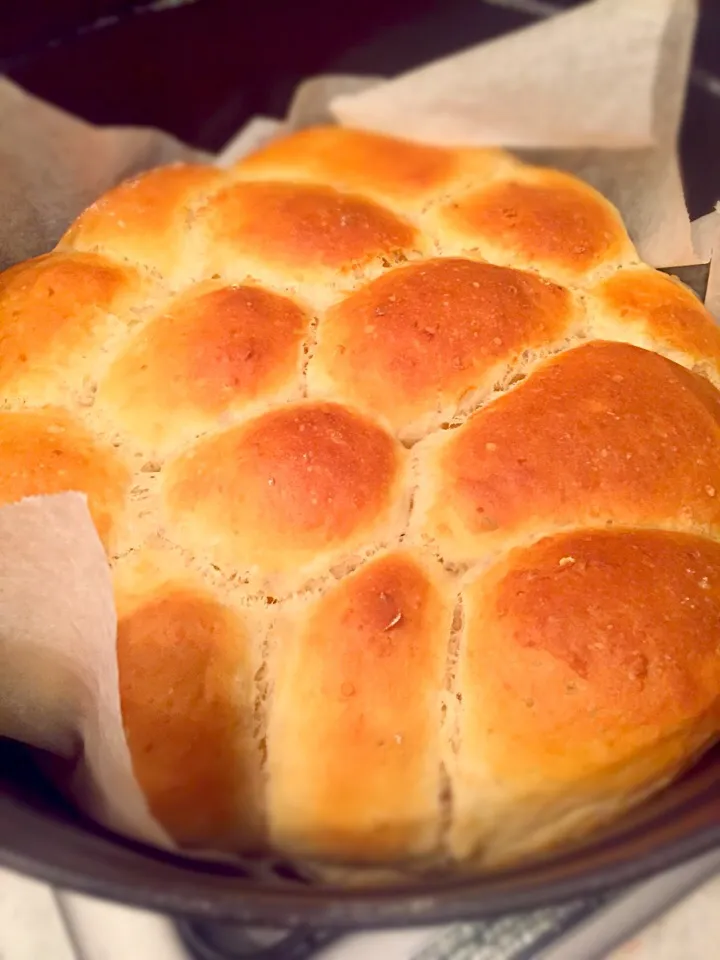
[2,125,720,870]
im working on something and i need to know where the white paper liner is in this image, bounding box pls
[332,1,667,150]
[0,493,170,849]
[0,0,718,877]
[0,78,208,270]
[330,0,699,267]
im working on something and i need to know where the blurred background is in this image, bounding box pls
[0,0,718,216]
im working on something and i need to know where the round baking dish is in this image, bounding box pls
[0,738,717,926]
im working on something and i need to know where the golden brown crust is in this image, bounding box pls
[115,553,261,850]
[97,281,311,453]
[452,528,720,860]
[0,252,146,406]
[267,550,452,862]
[193,180,422,282]
[232,125,515,209]
[434,167,636,280]
[420,341,720,564]
[0,408,129,550]
[586,266,720,374]
[58,163,225,278]
[161,402,408,592]
[310,257,579,438]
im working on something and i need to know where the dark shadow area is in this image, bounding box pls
[1,0,719,218]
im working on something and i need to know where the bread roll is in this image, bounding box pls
[1,125,719,870]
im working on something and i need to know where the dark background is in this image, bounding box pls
[1,0,719,219]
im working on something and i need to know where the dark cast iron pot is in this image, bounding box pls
[0,739,718,928]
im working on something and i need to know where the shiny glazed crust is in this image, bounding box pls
[1,124,719,870]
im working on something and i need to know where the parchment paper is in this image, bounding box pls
[0,77,208,270]
[0,0,718,871]
[0,494,171,850]
[330,0,698,267]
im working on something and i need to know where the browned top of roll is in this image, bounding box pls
[0,407,129,550]
[97,281,311,453]
[587,266,720,373]
[268,549,452,862]
[311,257,579,439]
[0,251,146,405]
[434,167,636,280]
[460,528,720,787]
[193,180,422,283]
[115,551,262,850]
[232,125,518,209]
[161,401,408,592]
[420,340,720,563]
[59,164,224,279]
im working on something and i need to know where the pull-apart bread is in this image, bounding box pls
[1,125,719,870]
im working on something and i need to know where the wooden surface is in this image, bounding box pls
[1,0,719,220]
